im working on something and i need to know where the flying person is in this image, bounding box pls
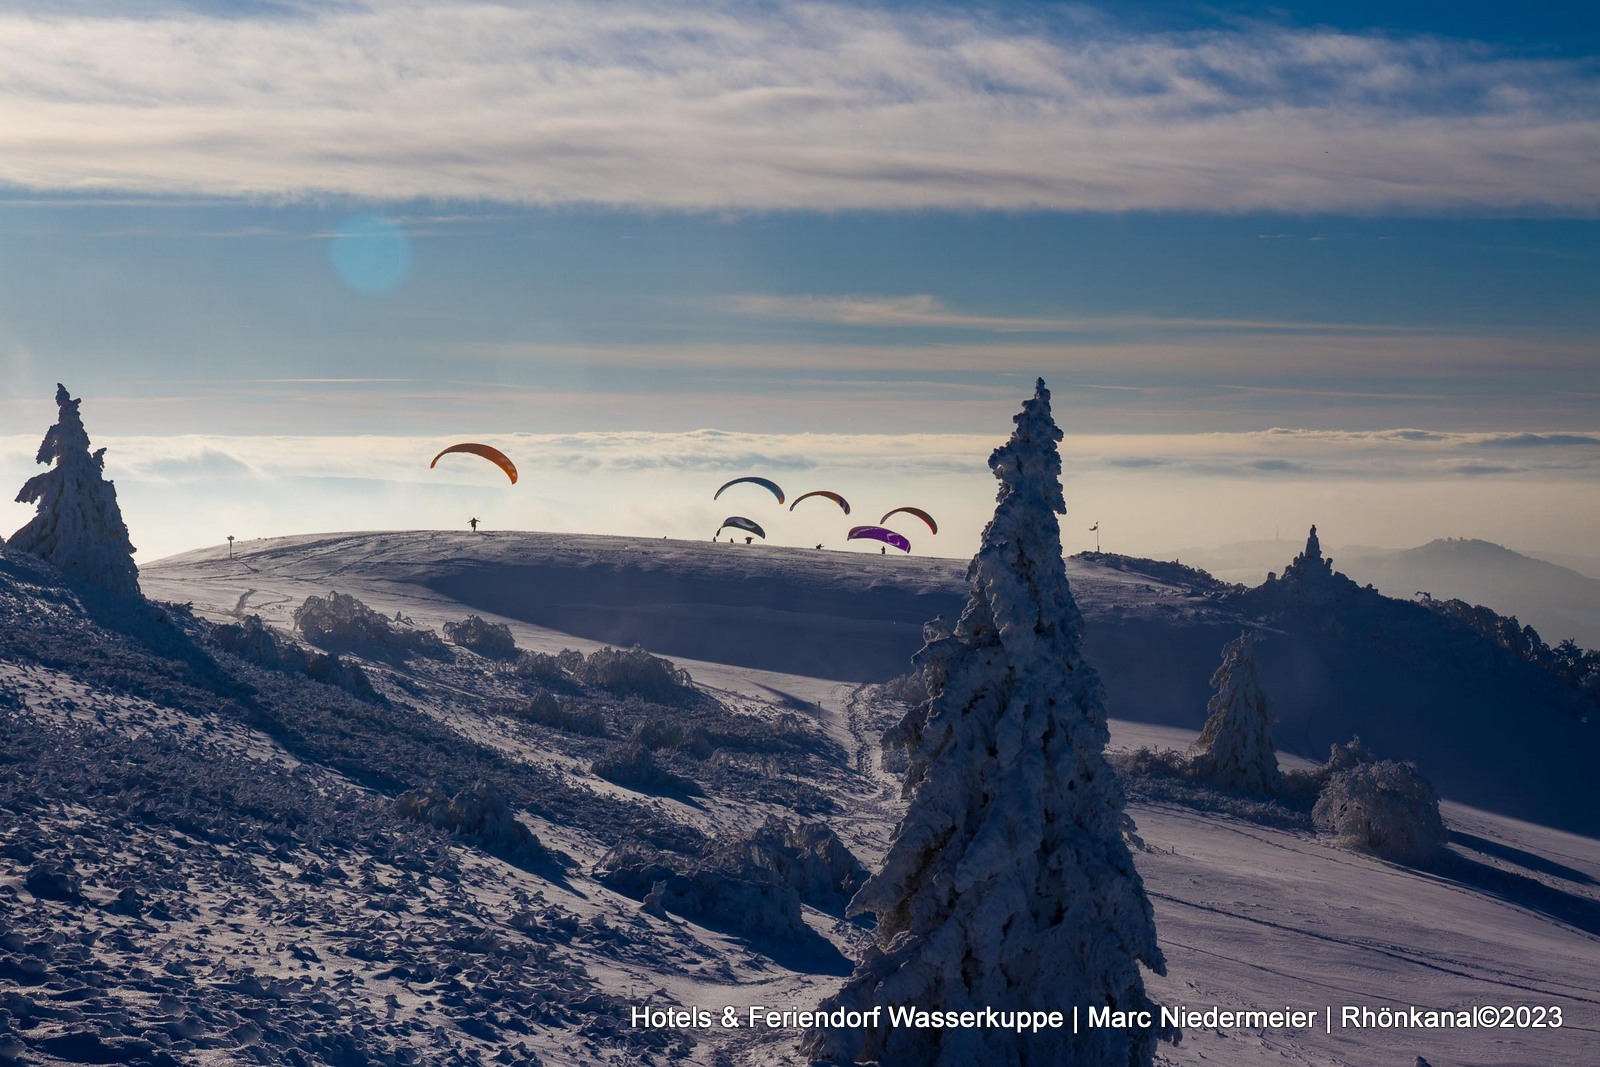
[469,517,480,532]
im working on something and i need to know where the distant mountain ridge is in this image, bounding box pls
[1339,538,1600,650]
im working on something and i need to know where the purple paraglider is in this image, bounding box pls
[847,525,911,553]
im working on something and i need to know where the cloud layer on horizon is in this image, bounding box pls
[6,425,1598,563]
[7,425,1599,490]
[1,1,1597,213]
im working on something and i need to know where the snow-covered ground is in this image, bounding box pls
[1,531,1595,1065]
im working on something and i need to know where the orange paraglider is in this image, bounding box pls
[790,490,851,515]
[430,443,518,484]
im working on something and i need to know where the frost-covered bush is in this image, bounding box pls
[212,613,380,702]
[395,780,558,871]
[1112,747,1312,831]
[703,817,868,916]
[595,841,810,941]
[1189,632,1282,795]
[507,649,572,682]
[292,591,446,657]
[1326,735,1377,773]
[442,614,517,659]
[506,691,607,736]
[299,650,381,702]
[576,646,693,699]
[1313,761,1447,865]
[212,614,283,667]
[591,745,703,797]
[631,718,714,758]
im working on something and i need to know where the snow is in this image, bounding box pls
[0,511,1595,1065]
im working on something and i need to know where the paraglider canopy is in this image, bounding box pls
[714,476,784,505]
[880,506,937,535]
[431,443,517,484]
[790,490,851,514]
[716,516,766,539]
[848,525,911,553]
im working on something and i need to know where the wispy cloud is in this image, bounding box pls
[0,1,1595,212]
[728,293,1445,335]
[1076,426,1600,479]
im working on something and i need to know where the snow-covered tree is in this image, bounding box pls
[1190,632,1282,794]
[9,384,140,596]
[804,379,1171,1067]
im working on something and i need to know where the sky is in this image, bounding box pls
[0,0,1596,563]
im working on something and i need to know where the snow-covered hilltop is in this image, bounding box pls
[144,527,1600,835]
[1,521,1596,1066]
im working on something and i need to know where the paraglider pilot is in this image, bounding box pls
[469,517,480,533]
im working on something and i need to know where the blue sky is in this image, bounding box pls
[0,0,1596,560]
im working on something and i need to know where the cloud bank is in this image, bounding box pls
[5,426,1597,562]
[1,0,1597,212]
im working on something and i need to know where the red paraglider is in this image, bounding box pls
[716,516,766,539]
[789,490,851,515]
[880,506,937,535]
[848,525,911,553]
[430,443,518,484]
[714,476,785,505]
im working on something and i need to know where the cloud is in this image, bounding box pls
[1479,432,1600,448]
[726,294,1433,335]
[1069,427,1600,480]
[131,446,259,481]
[7,424,1588,493]
[0,1,1595,212]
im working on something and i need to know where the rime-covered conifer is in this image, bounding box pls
[804,379,1170,1067]
[1190,632,1282,794]
[10,384,140,596]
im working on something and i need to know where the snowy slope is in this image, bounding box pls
[146,532,1600,835]
[1,533,1596,1066]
